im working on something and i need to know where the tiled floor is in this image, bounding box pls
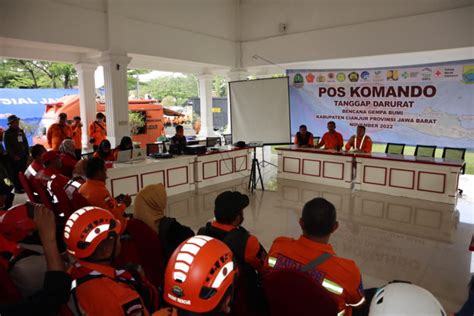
[13,157,473,313]
[165,164,473,313]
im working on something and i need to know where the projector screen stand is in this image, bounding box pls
[248,146,264,193]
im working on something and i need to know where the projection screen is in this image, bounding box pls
[229,77,291,144]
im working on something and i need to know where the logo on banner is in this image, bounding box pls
[305,73,315,83]
[421,68,432,80]
[360,71,370,81]
[336,72,346,82]
[409,71,419,79]
[443,68,459,78]
[293,73,304,87]
[401,71,409,79]
[327,72,336,83]
[316,75,326,82]
[348,72,359,82]
[386,70,399,81]
[463,65,474,83]
[373,70,383,82]
[434,69,443,78]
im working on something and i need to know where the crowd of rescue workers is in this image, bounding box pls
[0,113,471,316]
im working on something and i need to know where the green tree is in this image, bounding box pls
[212,75,227,97]
[139,74,198,106]
[0,59,78,88]
[127,69,152,95]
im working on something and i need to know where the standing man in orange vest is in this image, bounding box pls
[345,125,373,153]
[315,121,344,151]
[71,116,82,160]
[89,113,107,151]
[47,113,72,151]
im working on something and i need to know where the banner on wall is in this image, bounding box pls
[0,88,78,144]
[287,60,474,149]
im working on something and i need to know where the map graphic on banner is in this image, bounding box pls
[0,88,79,144]
[288,60,474,149]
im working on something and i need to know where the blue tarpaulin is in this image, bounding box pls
[0,88,78,144]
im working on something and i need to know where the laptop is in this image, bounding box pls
[116,149,132,163]
[131,148,145,161]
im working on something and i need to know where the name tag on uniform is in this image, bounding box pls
[17,136,23,142]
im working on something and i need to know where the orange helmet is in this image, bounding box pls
[164,236,237,313]
[64,206,122,259]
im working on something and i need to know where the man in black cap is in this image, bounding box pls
[198,191,267,272]
[2,115,29,193]
[198,191,267,314]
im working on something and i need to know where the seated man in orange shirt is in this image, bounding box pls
[64,207,159,315]
[35,151,70,190]
[78,157,130,232]
[198,191,267,273]
[345,125,372,153]
[46,113,72,151]
[24,145,47,180]
[197,191,267,314]
[265,198,366,316]
[293,124,314,148]
[315,121,344,151]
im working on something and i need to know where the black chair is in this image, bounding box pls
[222,134,233,145]
[146,143,160,156]
[414,145,437,158]
[81,152,94,160]
[206,137,221,147]
[443,147,467,196]
[385,143,405,155]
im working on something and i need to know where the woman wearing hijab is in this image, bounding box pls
[133,184,194,264]
[92,139,115,161]
[58,139,77,178]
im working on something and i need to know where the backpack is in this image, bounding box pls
[158,217,194,265]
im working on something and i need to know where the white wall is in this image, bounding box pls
[0,0,108,51]
[240,0,473,41]
[0,0,237,68]
[0,0,472,72]
[241,6,474,68]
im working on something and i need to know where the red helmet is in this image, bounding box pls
[64,206,122,259]
[0,204,36,242]
[164,236,237,313]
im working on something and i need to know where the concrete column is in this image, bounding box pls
[75,63,97,151]
[225,69,248,134]
[197,74,216,137]
[100,53,132,147]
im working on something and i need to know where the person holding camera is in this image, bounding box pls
[78,157,130,233]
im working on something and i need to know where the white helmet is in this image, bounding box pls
[369,282,446,316]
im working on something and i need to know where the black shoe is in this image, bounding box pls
[14,188,25,194]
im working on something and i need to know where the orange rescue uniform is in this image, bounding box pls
[92,150,117,161]
[24,161,44,181]
[71,124,82,150]
[46,123,72,151]
[345,135,373,153]
[35,167,70,189]
[318,131,344,150]
[60,153,77,178]
[264,235,365,316]
[78,179,127,232]
[89,121,107,147]
[211,221,266,272]
[71,260,151,316]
